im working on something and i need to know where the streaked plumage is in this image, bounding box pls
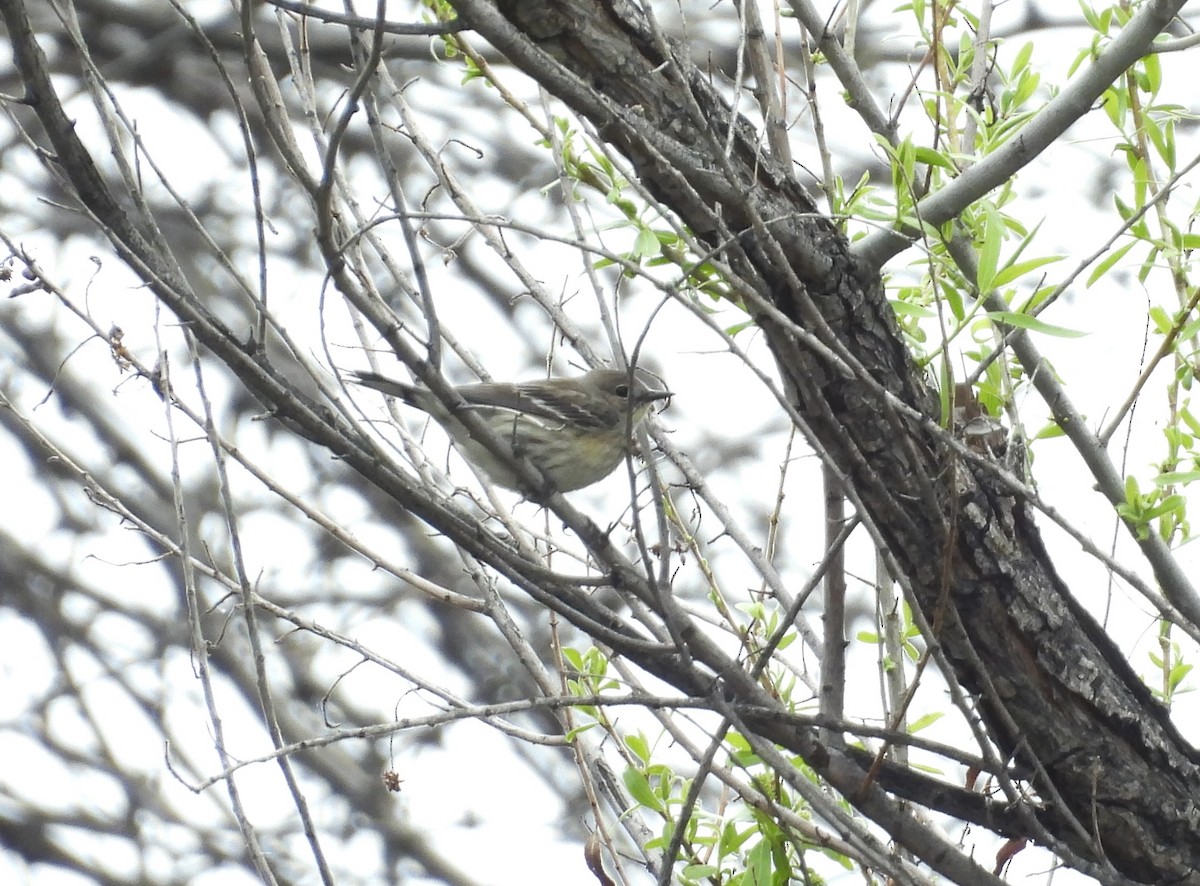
[348,367,670,492]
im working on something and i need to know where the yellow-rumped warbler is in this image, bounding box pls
[348,367,671,492]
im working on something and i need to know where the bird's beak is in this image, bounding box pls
[643,389,673,408]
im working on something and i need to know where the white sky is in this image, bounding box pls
[2,2,1199,884]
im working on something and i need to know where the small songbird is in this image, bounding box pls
[347,367,671,492]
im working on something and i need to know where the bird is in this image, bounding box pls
[347,366,671,492]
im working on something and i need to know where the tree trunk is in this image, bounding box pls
[452,0,1200,880]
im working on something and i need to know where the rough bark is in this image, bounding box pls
[8,0,1200,880]
[451,0,1200,881]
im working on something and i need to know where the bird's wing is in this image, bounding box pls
[457,381,614,428]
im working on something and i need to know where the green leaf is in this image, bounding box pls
[1101,86,1123,128]
[1148,305,1174,335]
[890,300,935,319]
[747,838,774,886]
[1131,155,1149,207]
[560,647,583,670]
[736,601,766,620]
[908,711,944,733]
[912,146,956,170]
[632,227,660,259]
[1170,660,1193,685]
[1140,495,1185,522]
[991,254,1063,290]
[1125,474,1142,505]
[1178,315,1200,341]
[1145,116,1176,170]
[623,767,664,812]
[719,820,757,856]
[563,722,596,741]
[1088,241,1137,287]
[986,311,1088,338]
[976,203,1004,293]
[625,732,650,764]
[1180,407,1200,437]
[1139,245,1162,283]
[1012,41,1033,75]
[1141,52,1162,95]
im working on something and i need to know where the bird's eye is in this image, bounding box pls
[614,384,630,398]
